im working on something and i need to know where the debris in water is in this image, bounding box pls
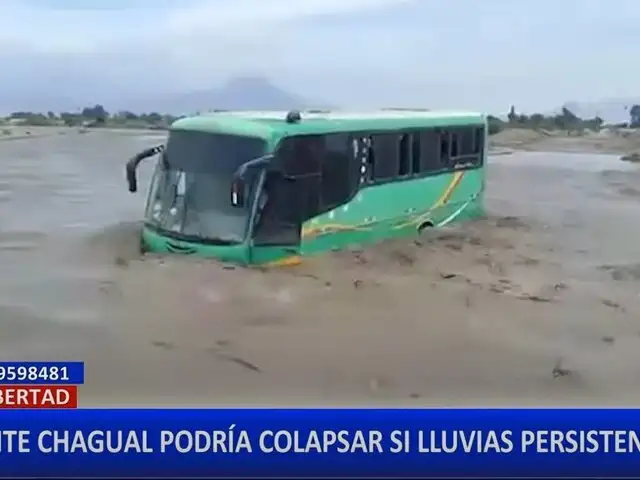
[601,336,615,345]
[205,346,262,373]
[353,279,364,289]
[223,354,262,373]
[601,299,621,310]
[296,272,320,280]
[517,293,553,303]
[349,247,367,264]
[495,216,528,230]
[151,340,174,350]
[552,359,572,378]
[354,254,367,265]
[114,256,129,267]
[598,264,640,282]
[516,255,540,266]
[439,272,458,280]
[389,249,415,266]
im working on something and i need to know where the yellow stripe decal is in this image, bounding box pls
[435,170,465,208]
[263,255,303,267]
[302,223,371,239]
[299,170,467,239]
[393,170,466,230]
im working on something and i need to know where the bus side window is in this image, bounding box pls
[439,130,451,167]
[474,127,485,165]
[370,133,400,181]
[459,128,475,156]
[419,130,441,173]
[456,126,484,167]
[277,136,322,177]
[398,134,411,176]
[450,131,459,158]
[411,134,421,174]
[320,133,357,210]
[275,136,322,221]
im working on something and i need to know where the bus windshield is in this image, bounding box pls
[144,131,266,244]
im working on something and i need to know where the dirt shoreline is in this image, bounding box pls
[0,125,163,142]
[489,127,640,157]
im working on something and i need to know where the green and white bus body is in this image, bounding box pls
[125,110,487,266]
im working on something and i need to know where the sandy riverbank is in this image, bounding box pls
[489,127,640,157]
[0,125,164,141]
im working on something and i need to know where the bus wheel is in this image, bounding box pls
[417,221,434,234]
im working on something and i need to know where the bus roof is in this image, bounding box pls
[170,109,486,140]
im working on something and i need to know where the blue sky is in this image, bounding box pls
[0,0,638,113]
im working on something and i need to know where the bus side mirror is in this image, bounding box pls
[230,176,246,208]
[125,145,164,193]
[230,153,276,207]
[126,157,138,192]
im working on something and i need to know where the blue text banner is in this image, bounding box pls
[0,409,638,477]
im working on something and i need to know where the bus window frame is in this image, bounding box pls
[353,125,485,188]
[271,124,486,198]
[272,133,362,217]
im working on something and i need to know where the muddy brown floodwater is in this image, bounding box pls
[1,131,640,406]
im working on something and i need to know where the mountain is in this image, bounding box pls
[134,76,329,114]
[0,70,328,115]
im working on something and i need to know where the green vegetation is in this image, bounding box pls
[488,106,602,136]
[0,104,180,130]
[621,153,640,163]
[488,104,640,136]
[630,105,640,127]
[2,103,639,135]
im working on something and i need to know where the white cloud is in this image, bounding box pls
[167,0,412,33]
[0,0,639,112]
[0,0,411,53]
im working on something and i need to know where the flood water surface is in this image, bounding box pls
[1,133,640,406]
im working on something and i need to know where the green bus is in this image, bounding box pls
[125,110,487,266]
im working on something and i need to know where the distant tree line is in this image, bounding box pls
[630,105,640,127]
[2,104,180,129]
[3,103,640,134]
[487,104,640,136]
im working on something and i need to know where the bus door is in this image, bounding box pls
[250,136,321,262]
